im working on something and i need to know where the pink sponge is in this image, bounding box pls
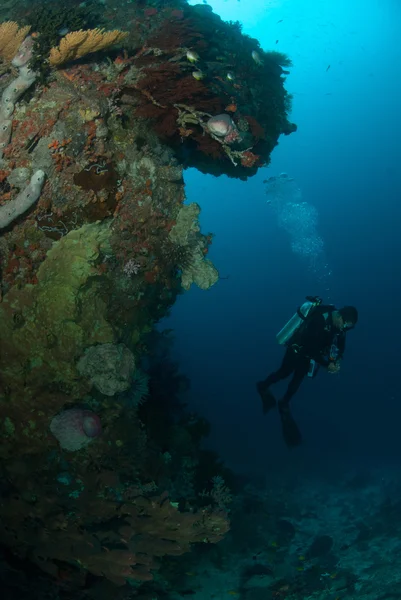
[50,408,102,451]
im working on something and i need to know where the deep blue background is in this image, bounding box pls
[165,0,401,478]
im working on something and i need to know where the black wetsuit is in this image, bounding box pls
[264,305,346,405]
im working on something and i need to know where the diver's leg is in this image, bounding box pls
[257,349,296,413]
[263,348,297,385]
[280,356,310,407]
[278,356,309,447]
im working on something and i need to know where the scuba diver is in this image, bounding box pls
[257,297,358,447]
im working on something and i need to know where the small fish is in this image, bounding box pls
[326,64,331,71]
[192,70,205,80]
[227,592,239,596]
[251,50,263,65]
[275,39,279,44]
[186,50,200,63]
[226,72,235,81]
[298,555,305,561]
[277,19,284,23]
[25,133,41,153]
[58,26,70,36]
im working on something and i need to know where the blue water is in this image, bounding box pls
[167,0,401,475]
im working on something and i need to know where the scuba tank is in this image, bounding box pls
[276,296,322,345]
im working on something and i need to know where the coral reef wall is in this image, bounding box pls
[0,0,296,595]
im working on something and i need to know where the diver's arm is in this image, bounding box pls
[327,333,345,373]
[337,333,346,360]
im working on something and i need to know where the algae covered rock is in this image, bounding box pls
[0,221,115,397]
[77,343,136,396]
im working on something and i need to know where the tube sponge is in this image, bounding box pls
[0,65,36,116]
[0,170,45,229]
[11,35,34,68]
[0,119,12,158]
[0,39,37,157]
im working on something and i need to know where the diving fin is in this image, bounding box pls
[257,381,277,414]
[279,403,302,447]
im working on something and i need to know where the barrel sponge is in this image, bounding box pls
[50,408,102,451]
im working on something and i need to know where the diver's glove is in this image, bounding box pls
[327,362,340,374]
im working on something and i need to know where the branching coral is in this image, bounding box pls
[26,2,99,80]
[0,485,229,586]
[0,21,30,62]
[49,28,129,67]
[130,64,222,139]
[146,13,208,55]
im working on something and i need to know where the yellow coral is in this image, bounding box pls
[79,107,100,122]
[0,21,31,62]
[49,28,129,67]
